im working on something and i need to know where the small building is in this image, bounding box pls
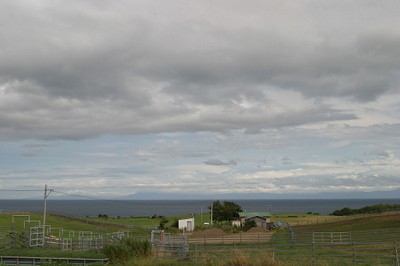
[178,218,195,231]
[238,212,272,228]
[232,220,241,227]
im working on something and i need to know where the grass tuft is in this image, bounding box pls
[103,237,152,264]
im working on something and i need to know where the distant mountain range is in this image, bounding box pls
[121,189,400,200]
[10,189,398,201]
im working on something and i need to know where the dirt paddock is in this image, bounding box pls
[187,228,274,244]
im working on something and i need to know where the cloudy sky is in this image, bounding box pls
[1,0,400,199]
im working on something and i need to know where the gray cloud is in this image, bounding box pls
[204,159,237,166]
[0,1,400,141]
[370,150,390,158]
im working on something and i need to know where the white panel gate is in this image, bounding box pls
[30,226,45,247]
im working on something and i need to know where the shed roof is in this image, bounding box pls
[239,211,271,218]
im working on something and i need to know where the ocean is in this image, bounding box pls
[1,198,400,218]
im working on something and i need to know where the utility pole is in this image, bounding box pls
[200,207,203,227]
[210,201,213,226]
[43,184,53,226]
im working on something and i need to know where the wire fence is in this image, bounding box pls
[276,211,400,227]
[181,233,274,245]
[152,241,400,265]
[151,224,400,265]
[2,214,400,265]
[0,256,108,265]
[0,225,143,251]
[285,224,400,244]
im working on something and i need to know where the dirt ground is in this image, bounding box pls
[189,228,226,237]
[245,227,270,233]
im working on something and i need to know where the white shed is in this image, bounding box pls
[178,218,195,231]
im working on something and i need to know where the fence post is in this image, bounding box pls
[352,242,356,266]
[195,243,198,264]
[394,241,399,266]
[154,244,159,261]
[272,244,275,262]
[11,224,15,248]
[312,242,316,266]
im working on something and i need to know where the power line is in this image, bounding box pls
[0,188,107,200]
[52,190,127,204]
[0,189,42,192]
[52,190,102,200]
[1,188,124,204]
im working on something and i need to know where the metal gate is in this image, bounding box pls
[29,226,45,247]
[312,231,352,244]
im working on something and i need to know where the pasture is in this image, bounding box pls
[0,211,399,265]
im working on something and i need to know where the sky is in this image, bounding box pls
[0,0,400,199]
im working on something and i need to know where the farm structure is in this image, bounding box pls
[236,211,272,228]
[178,218,195,231]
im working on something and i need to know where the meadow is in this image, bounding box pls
[0,211,399,265]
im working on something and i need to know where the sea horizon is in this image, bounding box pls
[1,198,399,218]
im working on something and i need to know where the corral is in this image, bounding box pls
[0,212,400,265]
[151,213,400,265]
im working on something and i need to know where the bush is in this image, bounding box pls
[224,250,278,266]
[243,220,257,231]
[171,219,179,228]
[158,217,169,230]
[103,237,152,263]
[224,250,249,266]
[9,231,29,248]
[330,204,400,216]
[98,214,108,219]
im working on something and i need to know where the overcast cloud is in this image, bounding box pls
[1,0,399,199]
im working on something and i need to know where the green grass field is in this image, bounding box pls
[1,211,399,265]
[0,212,126,233]
[88,212,211,229]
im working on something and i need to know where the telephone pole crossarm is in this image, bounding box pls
[43,184,54,226]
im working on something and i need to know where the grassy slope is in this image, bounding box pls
[2,211,398,235]
[271,213,346,226]
[293,213,400,232]
[0,213,125,232]
[88,213,211,229]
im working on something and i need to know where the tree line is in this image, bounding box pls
[330,204,400,216]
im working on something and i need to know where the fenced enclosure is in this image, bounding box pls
[1,213,400,265]
[150,225,400,265]
[0,224,134,251]
[152,231,400,265]
[184,232,274,245]
[153,241,400,265]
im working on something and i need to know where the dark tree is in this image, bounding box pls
[331,204,400,216]
[209,200,243,222]
[158,217,169,229]
[243,219,257,231]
